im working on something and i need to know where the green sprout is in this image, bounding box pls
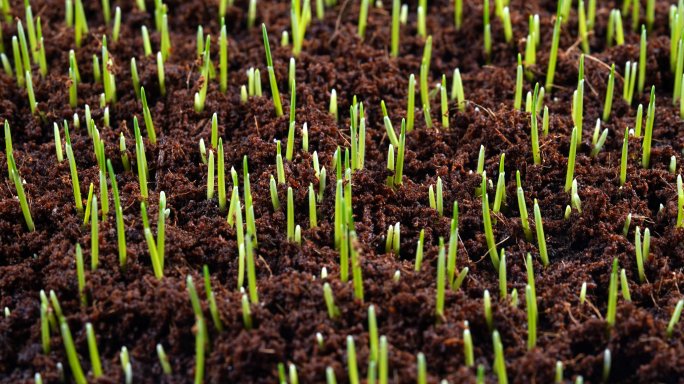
[578,281,587,304]
[667,300,684,338]
[156,344,172,374]
[367,305,379,363]
[142,202,163,278]
[477,365,485,384]
[624,61,637,105]
[595,60,613,120]
[517,174,533,241]
[642,87,656,168]
[463,327,473,366]
[203,265,223,331]
[194,317,206,384]
[25,71,37,114]
[60,318,87,384]
[620,268,632,301]
[533,199,549,267]
[1,53,12,77]
[635,103,643,136]
[639,27,646,93]
[207,150,214,199]
[195,36,211,113]
[678,176,684,228]
[634,226,646,283]
[414,229,425,271]
[85,323,102,378]
[323,282,340,318]
[482,173,499,270]
[510,288,518,306]
[347,336,359,384]
[530,84,541,164]
[492,330,508,384]
[590,128,608,157]
[286,187,296,241]
[75,244,86,306]
[484,289,492,331]
[514,58,523,110]
[309,183,317,227]
[17,22,31,76]
[157,52,166,96]
[121,347,130,383]
[545,14,562,91]
[358,0,369,38]
[12,37,25,87]
[64,144,84,214]
[113,7,121,41]
[330,89,338,122]
[394,120,406,186]
[452,69,465,111]
[606,258,619,329]
[390,0,399,57]
[602,349,611,382]
[392,222,400,255]
[564,127,579,192]
[262,25,283,116]
[107,160,127,269]
[134,117,149,199]
[435,242,446,321]
[526,284,536,350]
[244,231,258,303]
[417,5,426,37]
[40,302,50,353]
[622,212,632,237]
[241,294,252,330]
[578,1,589,53]
[483,0,491,62]
[142,26,152,56]
[615,10,625,45]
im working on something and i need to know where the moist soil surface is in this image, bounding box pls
[1,0,684,383]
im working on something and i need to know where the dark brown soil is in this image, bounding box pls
[1,0,684,383]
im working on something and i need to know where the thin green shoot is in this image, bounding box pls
[75,244,86,306]
[245,232,258,302]
[113,7,121,41]
[41,303,50,354]
[330,89,338,121]
[606,258,619,329]
[620,269,631,301]
[107,160,127,269]
[142,26,152,56]
[86,323,102,378]
[492,331,508,384]
[484,289,492,331]
[415,229,424,271]
[12,37,25,87]
[464,328,473,366]
[452,267,468,291]
[207,150,214,199]
[514,60,523,110]
[323,282,340,318]
[157,344,172,374]
[603,349,611,382]
[309,183,317,227]
[667,300,684,338]
[545,14,562,92]
[358,0,369,38]
[435,243,446,322]
[639,26,646,93]
[565,127,578,192]
[590,128,608,157]
[262,25,283,116]
[635,104,643,136]
[194,317,206,384]
[531,83,541,164]
[482,172,500,270]
[580,282,587,304]
[603,64,615,121]
[392,222,400,255]
[347,336,359,384]
[622,213,631,237]
[642,87,655,168]
[60,319,87,384]
[671,156,677,173]
[394,120,406,185]
[534,199,549,267]
[452,69,465,111]
[526,284,537,350]
[417,6,426,37]
[157,52,166,96]
[142,202,163,278]
[499,251,507,298]
[318,167,326,202]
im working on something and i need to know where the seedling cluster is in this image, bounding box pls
[1,0,683,382]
